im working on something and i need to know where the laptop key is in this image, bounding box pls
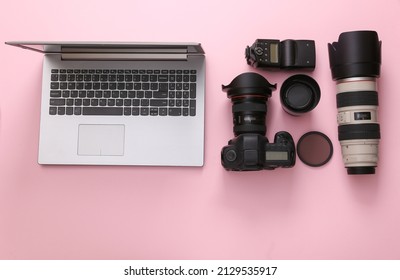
[124,108,131,116]
[141,99,149,106]
[67,74,75,81]
[159,83,168,91]
[168,108,182,116]
[116,99,123,107]
[75,99,82,106]
[93,83,101,90]
[128,91,135,98]
[126,83,134,90]
[50,99,65,106]
[49,107,57,115]
[124,99,131,106]
[153,91,168,98]
[83,99,90,106]
[140,108,149,116]
[57,107,66,115]
[136,91,144,98]
[68,82,76,90]
[91,99,99,106]
[74,107,82,115]
[190,100,196,116]
[159,108,167,116]
[62,91,70,98]
[83,107,123,115]
[150,108,158,116]
[132,107,139,115]
[66,99,74,106]
[50,90,61,98]
[190,83,196,98]
[66,107,74,115]
[150,99,167,107]
[158,75,168,82]
[87,91,95,98]
[132,99,140,106]
[51,74,59,81]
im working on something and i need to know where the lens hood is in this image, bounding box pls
[222,72,276,97]
[280,74,320,115]
[328,30,381,80]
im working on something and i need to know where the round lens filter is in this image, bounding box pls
[297,131,333,167]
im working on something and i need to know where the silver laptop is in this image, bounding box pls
[6,41,205,166]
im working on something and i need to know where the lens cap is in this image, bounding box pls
[280,74,320,115]
[297,131,333,167]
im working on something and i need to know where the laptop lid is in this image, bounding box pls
[5,41,205,60]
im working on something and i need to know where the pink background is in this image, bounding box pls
[1,0,400,260]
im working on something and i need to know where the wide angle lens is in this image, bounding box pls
[221,72,276,136]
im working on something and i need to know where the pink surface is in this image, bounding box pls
[1,0,400,260]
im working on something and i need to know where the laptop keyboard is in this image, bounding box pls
[48,69,197,116]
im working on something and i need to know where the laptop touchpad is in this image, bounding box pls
[78,124,125,156]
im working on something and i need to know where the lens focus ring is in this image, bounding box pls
[338,123,381,141]
[232,102,266,113]
[336,91,378,108]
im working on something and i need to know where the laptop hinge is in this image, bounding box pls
[61,53,188,61]
[60,46,189,61]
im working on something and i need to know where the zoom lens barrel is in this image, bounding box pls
[328,31,382,175]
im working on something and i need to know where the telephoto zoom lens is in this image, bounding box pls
[328,31,381,175]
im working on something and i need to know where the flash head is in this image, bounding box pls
[245,39,316,70]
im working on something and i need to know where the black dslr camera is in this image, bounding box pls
[221,73,296,171]
[245,39,315,70]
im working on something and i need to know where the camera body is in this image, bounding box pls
[245,39,316,70]
[221,72,296,171]
[222,132,296,171]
